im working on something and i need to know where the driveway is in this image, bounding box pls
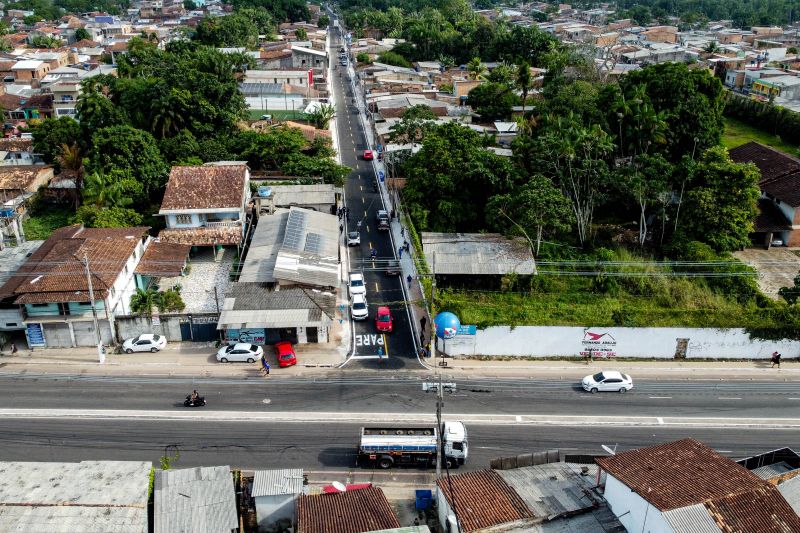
[733,248,800,299]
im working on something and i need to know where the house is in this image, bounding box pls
[0,139,44,166]
[245,68,313,87]
[596,438,800,533]
[254,184,336,214]
[154,466,238,533]
[729,141,800,247]
[291,44,327,74]
[0,240,44,334]
[296,486,400,533]
[751,75,800,100]
[11,59,51,83]
[158,162,251,259]
[0,165,53,202]
[133,240,191,290]
[0,225,150,348]
[51,79,81,118]
[422,233,536,288]
[251,468,305,531]
[0,461,151,532]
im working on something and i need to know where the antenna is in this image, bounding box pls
[601,444,618,455]
[331,481,346,492]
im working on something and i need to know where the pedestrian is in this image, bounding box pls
[404,240,410,253]
[261,357,270,375]
[406,274,413,287]
[420,331,425,345]
[398,246,403,259]
[420,316,427,332]
[10,342,17,355]
[772,351,782,368]
[390,209,396,219]
[339,224,343,233]
[400,226,405,237]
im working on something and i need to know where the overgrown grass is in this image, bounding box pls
[436,247,769,328]
[722,116,798,153]
[247,109,306,121]
[22,208,72,240]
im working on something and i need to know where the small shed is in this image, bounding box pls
[252,468,305,531]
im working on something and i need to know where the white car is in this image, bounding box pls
[351,293,368,320]
[582,371,633,393]
[347,231,361,246]
[122,334,167,353]
[216,343,264,363]
[349,273,366,297]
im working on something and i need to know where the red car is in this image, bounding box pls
[375,306,393,333]
[274,341,297,367]
[362,150,374,160]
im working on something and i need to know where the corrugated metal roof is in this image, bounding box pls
[239,210,289,283]
[154,466,238,533]
[252,469,304,497]
[422,232,535,276]
[778,475,800,516]
[217,284,335,329]
[662,504,721,533]
[751,461,795,479]
[273,207,339,288]
[269,184,336,208]
[496,463,602,520]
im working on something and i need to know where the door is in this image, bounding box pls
[278,328,298,344]
[191,323,218,342]
[306,327,318,343]
[675,338,689,359]
[180,321,192,341]
[43,323,72,347]
[601,378,622,391]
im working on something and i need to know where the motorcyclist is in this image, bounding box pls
[190,390,199,404]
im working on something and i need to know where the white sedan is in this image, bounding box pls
[122,334,167,353]
[216,343,264,363]
[349,273,366,297]
[351,293,368,321]
[581,371,633,393]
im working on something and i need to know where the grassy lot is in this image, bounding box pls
[247,109,306,121]
[22,208,72,240]
[722,116,798,153]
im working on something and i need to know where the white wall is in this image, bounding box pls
[255,494,296,530]
[108,237,149,319]
[439,326,800,359]
[603,474,673,533]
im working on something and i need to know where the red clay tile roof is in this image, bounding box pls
[296,486,400,533]
[24,93,53,108]
[436,469,534,532]
[6,225,149,304]
[705,484,800,532]
[0,165,52,191]
[134,241,190,276]
[0,94,23,110]
[596,438,767,512]
[160,165,248,212]
[729,141,800,206]
[159,226,242,246]
[72,39,100,48]
[0,138,33,152]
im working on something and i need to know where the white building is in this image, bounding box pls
[251,469,305,531]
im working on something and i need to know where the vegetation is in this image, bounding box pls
[22,207,72,239]
[614,0,800,27]
[724,93,800,147]
[722,116,798,153]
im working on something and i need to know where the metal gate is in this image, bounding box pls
[43,323,72,348]
[180,321,219,342]
[72,321,97,347]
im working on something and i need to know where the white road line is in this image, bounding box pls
[718,397,742,400]
[515,415,522,422]
[790,398,800,400]
[649,396,672,399]
[657,417,664,425]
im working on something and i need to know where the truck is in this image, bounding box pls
[357,422,468,469]
[376,209,390,231]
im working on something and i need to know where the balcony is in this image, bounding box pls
[204,220,241,228]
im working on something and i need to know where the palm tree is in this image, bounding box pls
[82,171,130,208]
[703,41,721,55]
[306,104,336,129]
[55,143,85,208]
[467,57,486,80]
[149,89,188,139]
[130,287,158,316]
[515,59,532,115]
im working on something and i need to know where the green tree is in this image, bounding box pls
[90,126,170,199]
[149,87,192,139]
[73,28,91,41]
[779,273,800,305]
[33,117,81,163]
[159,129,201,164]
[389,104,437,143]
[130,287,158,316]
[81,170,134,208]
[72,205,144,228]
[486,174,572,255]
[676,147,760,252]
[184,0,198,8]
[515,59,532,115]
[318,15,330,28]
[377,51,412,68]
[76,89,128,136]
[55,143,85,208]
[282,154,350,186]
[467,82,517,121]
[157,288,186,312]
[295,27,307,41]
[467,57,486,80]
[233,128,306,170]
[619,154,671,246]
[193,14,258,47]
[30,35,62,48]
[356,52,371,64]
[305,104,336,129]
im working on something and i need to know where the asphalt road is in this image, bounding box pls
[331,25,417,369]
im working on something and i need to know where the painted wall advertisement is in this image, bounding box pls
[224,328,266,344]
[579,330,617,358]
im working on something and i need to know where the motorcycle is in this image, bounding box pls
[184,395,206,407]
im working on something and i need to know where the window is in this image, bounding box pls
[32,303,50,308]
[123,264,128,275]
[176,214,192,225]
[5,323,17,327]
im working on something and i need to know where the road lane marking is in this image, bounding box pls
[718,397,742,400]
[790,398,800,400]
[649,396,672,399]
[657,417,664,425]
[364,210,367,217]
[374,282,379,291]
[516,415,522,422]
[383,334,389,358]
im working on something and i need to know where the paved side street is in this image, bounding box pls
[0,343,797,381]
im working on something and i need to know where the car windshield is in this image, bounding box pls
[378,314,390,322]
[280,354,293,360]
[351,278,364,287]
[353,302,366,310]
[348,232,358,239]
[592,372,605,382]
[225,346,234,353]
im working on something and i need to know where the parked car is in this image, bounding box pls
[581,371,633,393]
[351,293,368,320]
[216,343,264,363]
[771,239,785,247]
[375,306,393,332]
[349,273,366,297]
[363,150,374,160]
[274,341,297,368]
[376,209,390,231]
[122,333,167,353]
[347,231,361,246]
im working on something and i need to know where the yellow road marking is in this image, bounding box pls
[383,334,389,357]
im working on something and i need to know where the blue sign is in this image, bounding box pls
[377,144,383,152]
[457,325,477,336]
[434,312,460,339]
[26,323,45,347]
[378,171,385,182]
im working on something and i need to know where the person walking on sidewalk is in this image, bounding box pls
[404,240,410,253]
[771,351,782,368]
[398,246,403,259]
[406,274,413,287]
[10,343,17,355]
[261,357,270,375]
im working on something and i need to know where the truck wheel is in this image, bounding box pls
[445,458,458,470]
[378,456,394,469]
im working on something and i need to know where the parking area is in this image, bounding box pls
[733,248,800,299]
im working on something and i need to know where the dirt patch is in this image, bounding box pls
[733,248,800,299]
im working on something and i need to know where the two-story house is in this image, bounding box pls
[0,138,44,166]
[11,60,51,85]
[0,225,151,348]
[157,162,251,260]
[50,79,81,119]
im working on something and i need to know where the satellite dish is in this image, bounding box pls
[331,481,346,492]
[601,444,618,455]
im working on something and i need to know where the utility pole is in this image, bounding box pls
[430,252,443,479]
[83,254,104,363]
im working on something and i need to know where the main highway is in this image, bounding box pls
[0,375,798,470]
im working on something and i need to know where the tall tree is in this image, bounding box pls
[515,59,532,115]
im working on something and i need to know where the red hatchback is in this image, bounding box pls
[375,306,393,333]
[362,150,374,160]
[274,341,297,367]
